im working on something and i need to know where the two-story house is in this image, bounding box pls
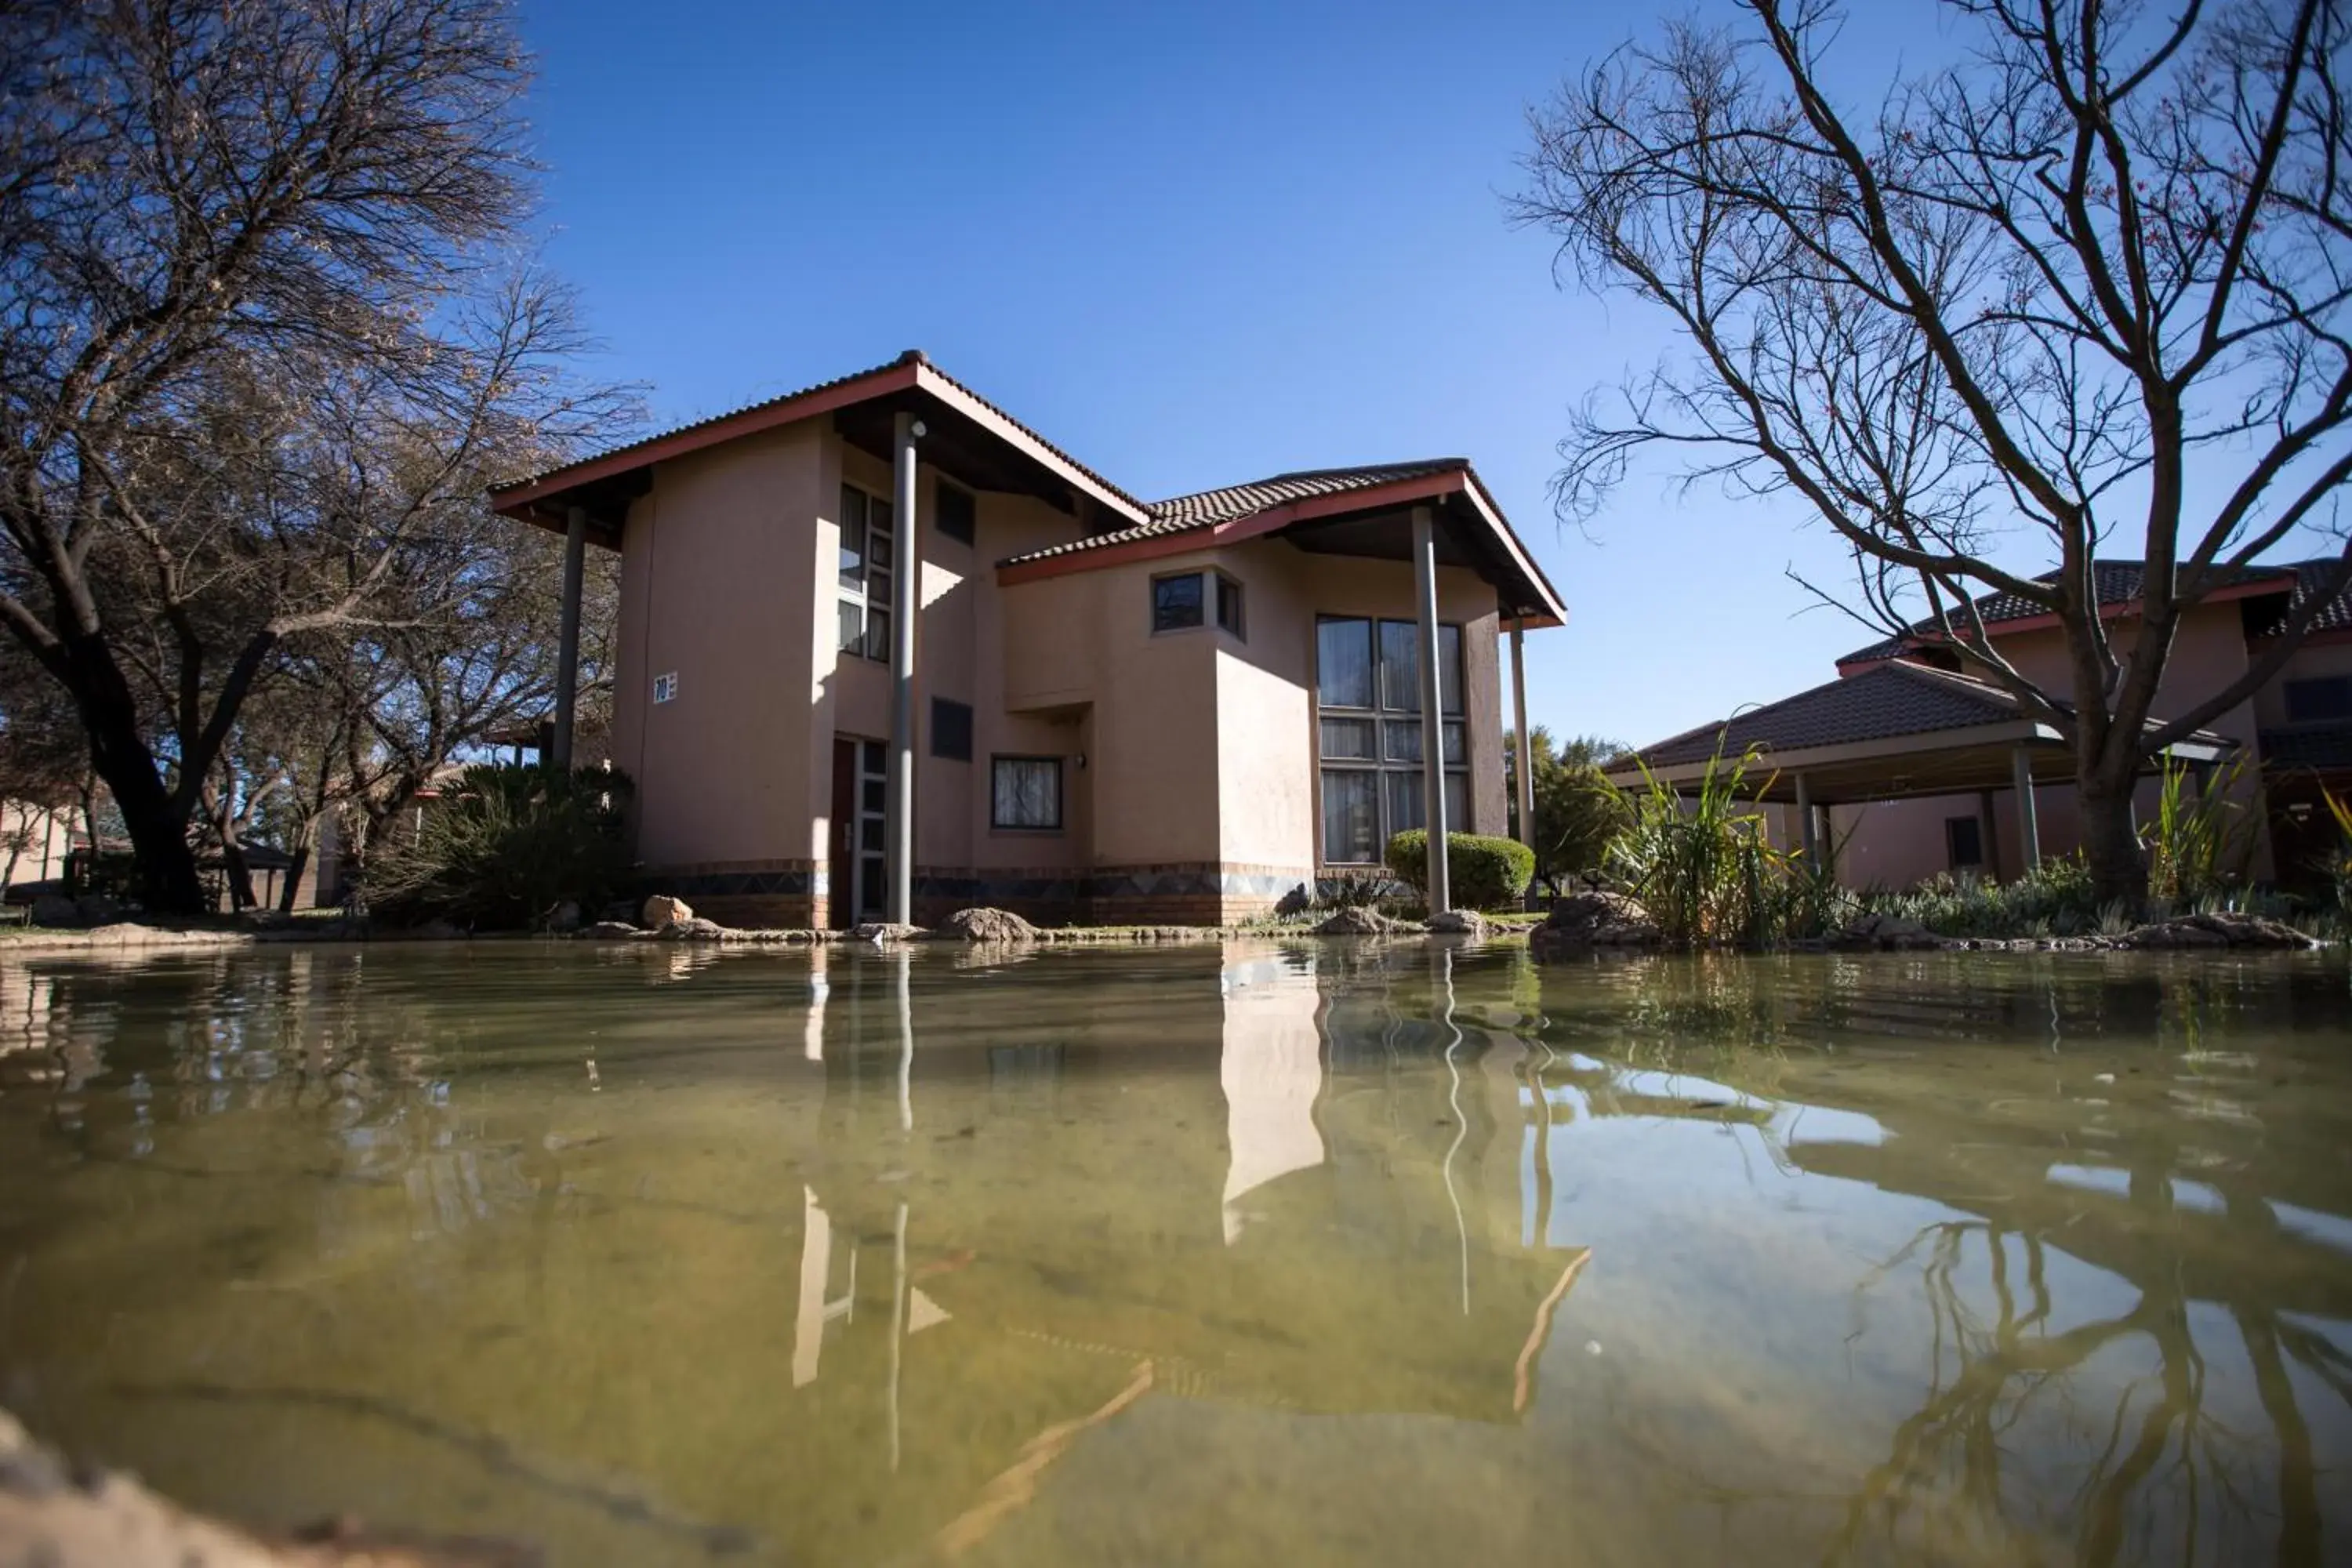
[490,352,1566,927]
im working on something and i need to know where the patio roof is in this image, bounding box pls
[1609,661,2234,805]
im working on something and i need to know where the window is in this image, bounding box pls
[1946,815,1984,870]
[992,757,1063,830]
[935,480,976,546]
[837,483,895,662]
[1152,572,1204,632]
[1316,616,1468,863]
[931,697,973,762]
[2285,675,2352,724]
[1152,570,1245,639]
[1216,574,1245,637]
[651,671,678,704]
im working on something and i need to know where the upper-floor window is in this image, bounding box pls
[1315,616,1466,863]
[935,480,977,546]
[2285,674,2352,724]
[931,697,974,761]
[838,483,894,661]
[1151,570,1243,639]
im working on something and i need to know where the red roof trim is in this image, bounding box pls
[995,466,1570,626]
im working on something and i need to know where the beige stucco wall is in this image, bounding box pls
[2255,634,2352,728]
[612,423,826,872]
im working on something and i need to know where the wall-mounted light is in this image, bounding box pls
[1076,753,1088,770]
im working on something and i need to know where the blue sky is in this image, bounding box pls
[513,0,2084,750]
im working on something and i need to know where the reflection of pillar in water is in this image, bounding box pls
[888,1200,907,1471]
[804,946,829,1063]
[793,1186,853,1388]
[1219,956,1326,1244]
[894,950,913,1132]
[1439,946,1470,1315]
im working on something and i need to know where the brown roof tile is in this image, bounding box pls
[1632,663,2031,769]
[1839,559,2312,665]
[998,460,1468,566]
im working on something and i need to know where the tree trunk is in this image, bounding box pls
[277,841,311,915]
[61,641,207,913]
[2080,783,2147,913]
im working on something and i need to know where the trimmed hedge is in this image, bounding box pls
[1385,830,1535,910]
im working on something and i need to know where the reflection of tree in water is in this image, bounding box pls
[1534,953,2352,1566]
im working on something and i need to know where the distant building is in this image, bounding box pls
[1610,562,2352,892]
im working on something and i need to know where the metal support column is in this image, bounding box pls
[553,504,587,769]
[1412,506,1450,914]
[1795,771,1817,861]
[887,414,922,926]
[2012,746,2042,871]
[1510,619,1534,850]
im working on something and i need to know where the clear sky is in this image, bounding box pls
[508,0,2223,753]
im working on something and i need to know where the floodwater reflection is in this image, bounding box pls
[0,942,2347,1565]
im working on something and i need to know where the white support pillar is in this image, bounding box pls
[1794,771,1817,862]
[1411,505,1450,914]
[1510,619,1535,852]
[887,414,922,926]
[2012,746,2042,871]
[553,504,588,770]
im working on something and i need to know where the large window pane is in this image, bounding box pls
[1379,621,1421,713]
[1319,717,1376,760]
[1439,625,1464,715]
[838,486,868,587]
[1316,619,1373,708]
[1152,573,1204,633]
[1443,771,1469,833]
[862,608,891,662]
[992,757,1062,829]
[1385,770,1425,837]
[1383,720,1422,764]
[1319,769,1379,863]
[1443,721,1465,764]
[837,597,865,652]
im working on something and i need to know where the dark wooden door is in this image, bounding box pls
[828,738,856,929]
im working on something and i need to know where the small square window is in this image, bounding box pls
[1215,574,1244,637]
[652,671,678,704]
[935,481,977,546]
[992,757,1062,829]
[1152,572,1205,633]
[931,698,974,762]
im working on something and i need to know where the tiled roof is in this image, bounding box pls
[1839,559,2309,665]
[2260,722,2352,772]
[492,350,1147,515]
[1630,662,2032,769]
[1000,460,1466,566]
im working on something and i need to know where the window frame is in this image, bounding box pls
[1313,615,1470,865]
[1149,568,1247,641]
[989,755,1065,832]
[837,482,895,663]
[1945,814,1985,871]
[1214,572,1246,639]
[1151,571,1207,633]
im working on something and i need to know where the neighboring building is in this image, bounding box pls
[1610,561,2352,893]
[490,352,1564,927]
[0,799,74,891]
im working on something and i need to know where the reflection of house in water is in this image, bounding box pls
[768,942,1589,1555]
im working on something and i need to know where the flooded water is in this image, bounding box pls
[2,942,2350,1566]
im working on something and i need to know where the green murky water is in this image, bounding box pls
[2,942,2350,1566]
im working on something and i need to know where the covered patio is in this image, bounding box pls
[1607,662,2236,876]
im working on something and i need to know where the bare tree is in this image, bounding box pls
[1516,0,2352,904]
[0,0,626,913]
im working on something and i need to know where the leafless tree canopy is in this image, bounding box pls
[1516,0,2352,900]
[0,0,633,910]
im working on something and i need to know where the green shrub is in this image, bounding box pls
[1385,829,1535,909]
[1863,857,2097,938]
[364,763,634,929]
[2143,757,2256,904]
